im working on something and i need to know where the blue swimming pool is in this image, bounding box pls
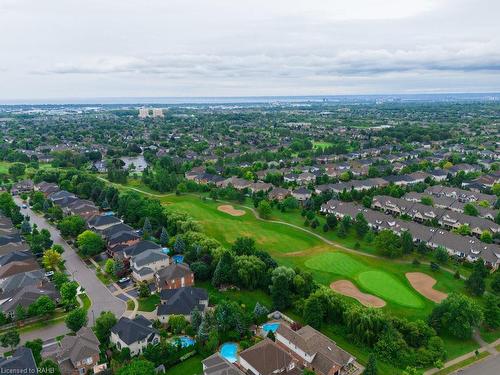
[178,336,195,348]
[262,322,280,333]
[219,342,238,363]
[161,247,170,254]
[172,255,184,264]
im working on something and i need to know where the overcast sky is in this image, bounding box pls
[0,0,499,101]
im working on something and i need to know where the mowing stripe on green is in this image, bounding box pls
[357,271,424,308]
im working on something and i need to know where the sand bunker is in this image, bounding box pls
[406,272,448,303]
[330,280,386,308]
[217,205,245,216]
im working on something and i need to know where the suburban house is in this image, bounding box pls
[35,181,60,196]
[87,215,122,232]
[291,187,312,202]
[110,316,160,356]
[155,263,194,291]
[130,248,170,282]
[45,327,101,375]
[0,279,60,318]
[239,338,299,375]
[157,287,208,323]
[268,187,290,201]
[202,353,244,375]
[275,325,356,375]
[0,347,38,374]
[11,179,34,195]
[320,199,500,269]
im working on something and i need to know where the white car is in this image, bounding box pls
[44,271,55,278]
[21,204,27,209]
[118,277,130,284]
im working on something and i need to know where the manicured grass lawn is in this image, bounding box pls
[79,293,92,310]
[305,252,370,277]
[199,281,272,310]
[159,193,472,320]
[305,252,424,308]
[138,295,160,312]
[441,334,480,360]
[435,351,489,375]
[479,325,500,343]
[358,270,423,308]
[162,194,319,254]
[164,354,203,375]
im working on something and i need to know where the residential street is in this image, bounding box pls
[12,197,126,343]
[459,354,500,375]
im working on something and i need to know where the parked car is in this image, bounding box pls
[45,271,55,278]
[118,277,130,284]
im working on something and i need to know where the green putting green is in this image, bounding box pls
[305,252,369,277]
[357,271,423,308]
[305,252,424,309]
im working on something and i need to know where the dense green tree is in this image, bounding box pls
[258,200,272,219]
[270,266,295,310]
[374,229,402,258]
[354,213,369,238]
[363,354,378,375]
[483,295,500,329]
[57,215,86,237]
[232,237,256,256]
[25,339,43,364]
[429,293,482,338]
[0,330,20,351]
[94,311,117,344]
[401,231,414,254]
[212,251,235,287]
[60,281,79,309]
[38,359,61,375]
[463,203,479,216]
[115,359,155,375]
[76,230,105,257]
[65,308,87,332]
[160,227,169,246]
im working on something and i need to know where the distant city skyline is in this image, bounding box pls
[1,0,499,100]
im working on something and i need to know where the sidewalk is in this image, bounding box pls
[424,336,500,375]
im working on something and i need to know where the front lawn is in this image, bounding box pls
[138,295,160,312]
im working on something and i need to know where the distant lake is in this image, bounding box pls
[120,155,148,172]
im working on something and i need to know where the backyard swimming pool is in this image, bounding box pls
[177,336,195,348]
[161,247,170,254]
[262,322,280,333]
[172,254,184,263]
[219,342,238,363]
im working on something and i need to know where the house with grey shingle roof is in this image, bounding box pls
[111,316,159,356]
[157,287,208,323]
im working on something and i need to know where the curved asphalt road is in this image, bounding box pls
[12,197,125,345]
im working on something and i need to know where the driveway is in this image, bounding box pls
[14,197,126,323]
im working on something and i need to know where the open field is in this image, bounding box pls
[159,193,471,320]
[94,178,495,373]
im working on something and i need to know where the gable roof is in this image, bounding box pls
[202,353,244,375]
[57,327,100,366]
[111,316,158,345]
[155,263,192,281]
[276,325,353,373]
[0,347,37,374]
[157,287,208,316]
[239,339,293,375]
